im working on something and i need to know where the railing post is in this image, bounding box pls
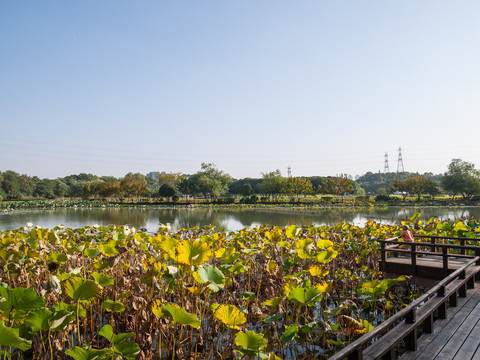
[406,328,418,351]
[406,308,416,324]
[348,347,363,360]
[381,349,394,360]
[443,247,449,277]
[431,237,436,253]
[411,243,417,275]
[423,313,434,333]
[438,300,447,319]
[460,239,465,255]
[449,291,458,307]
[381,241,386,271]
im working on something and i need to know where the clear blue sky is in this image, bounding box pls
[1,1,480,179]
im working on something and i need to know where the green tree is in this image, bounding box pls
[441,159,480,199]
[283,177,314,201]
[389,177,409,200]
[404,175,439,201]
[320,174,354,201]
[34,179,56,199]
[120,173,147,199]
[239,183,255,197]
[158,183,176,199]
[259,170,286,201]
[54,179,69,198]
[188,163,232,199]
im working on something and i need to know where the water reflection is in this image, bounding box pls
[0,206,479,232]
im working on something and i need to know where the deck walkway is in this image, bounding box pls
[328,237,480,360]
[400,282,480,360]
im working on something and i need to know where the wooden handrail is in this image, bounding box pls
[328,255,480,360]
[380,239,480,252]
[414,234,480,242]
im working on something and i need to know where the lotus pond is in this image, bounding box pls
[1,216,479,359]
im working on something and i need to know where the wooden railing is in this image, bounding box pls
[379,236,480,277]
[329,235,480,360]
[328,256,480,360]
[413,234,480,255]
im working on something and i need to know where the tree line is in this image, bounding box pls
[1,159,479,202]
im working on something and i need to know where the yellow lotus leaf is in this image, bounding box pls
[214,247,226,258]
[264,231,272,240]
[308,265,328,277]
[192,271,203,284]
[266,261,278,274]
[317,239,334,249]
[213,304,246,330]
[149,299,165,318]
[315,281,333,293]
[283,282,294,297]
[176,240,210,266]
[186,284,207,296]
[158,236,177,261]
[337,315,365,334]
[315,249,338,263]
[454,221,469,232]
[295,238,314,259]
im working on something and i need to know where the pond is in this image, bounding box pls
[1,206,479,232]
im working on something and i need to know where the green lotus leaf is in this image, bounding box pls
[261,297,284,307]
[161,304,201,328]
[65,346,110,360]
[99,324,114,341]
[25,309,52,332]
[53,302,86,318]
[0,287,46,321]
[281,324,298,346]
[197,265,225,292]
[49,309,76,331]
[62,278,102,302]
[98,242,119,257]
[0,321,31,351]
[235,330,267,356]
[47,252,68,264]
[288,286,323,306]
[360,276,406,298]
[91,272,114,287]
[113,340,141,360]
[102,300,125,313]
[99,324,140,360]
[263,312,284,323]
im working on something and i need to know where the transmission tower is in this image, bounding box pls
[384,152,390,173]
[287,165,292,178]
[397,147,404,173]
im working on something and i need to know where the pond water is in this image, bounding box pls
[1,206,479,232]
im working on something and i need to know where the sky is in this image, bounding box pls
[1,1,480,180]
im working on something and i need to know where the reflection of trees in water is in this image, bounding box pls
[3,207,480,232]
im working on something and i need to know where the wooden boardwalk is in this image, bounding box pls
[329,237,480,360]
[400,282,480,360]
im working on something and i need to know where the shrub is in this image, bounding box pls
[374,194,390,202]
[321,195,333,203]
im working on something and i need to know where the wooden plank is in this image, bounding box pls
[400,286,480,360]
[452,320,480,360]
[363,279,469,360]
[433,301,480,359]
